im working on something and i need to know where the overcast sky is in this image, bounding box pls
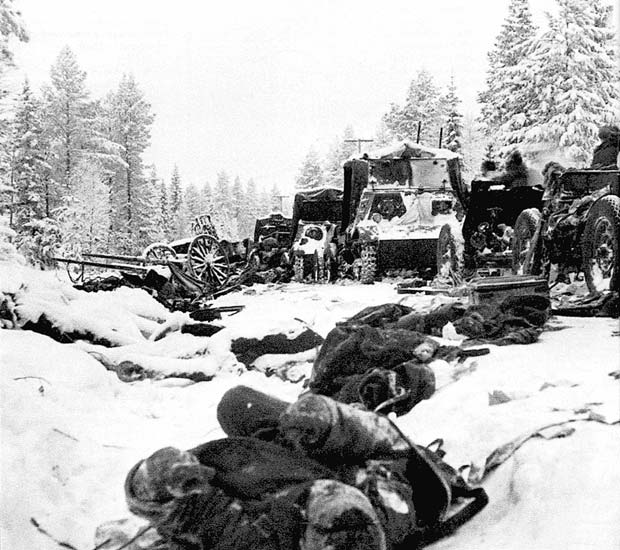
[9,0,604,192]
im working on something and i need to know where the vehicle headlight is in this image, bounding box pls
[371,213,382,223]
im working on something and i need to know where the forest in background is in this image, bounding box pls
[0,0,618,265]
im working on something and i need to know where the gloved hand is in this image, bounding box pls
[131,447,216,502]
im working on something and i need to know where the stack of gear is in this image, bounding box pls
[125,386,488,550]
[309,296,550,415]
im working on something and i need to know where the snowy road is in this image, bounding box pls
[1,267,619,550]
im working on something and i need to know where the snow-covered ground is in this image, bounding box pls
[1,262,619,550]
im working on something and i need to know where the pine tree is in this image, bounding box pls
[323,125,357,188]
[523,0,619,165]
[231,176,244,220]
[258,189,271,216]
[478,0,537,151]
[144,166,166,242]
[0,0,28,194]
[460,115,487,181]
[213,171,232,214]
[0,0,27,100]
[296,147,324,190]
[9,79,51,229]
[104,74,155,250]
[42,47,92,199]
[269,182,282,212]
[199,180,213,217]
[442,76,463,154]
[383,69,443,145]
[241,178,258,239]
[169,165,182,215]
[158,179,172,240]
[211,171,237,240]
[56,159,110,255]
[184,183,202,222]
[168,165,184,239]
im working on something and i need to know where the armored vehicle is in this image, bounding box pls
[290,187,344,282]
[342,141,466,283]
[512,167,620,293]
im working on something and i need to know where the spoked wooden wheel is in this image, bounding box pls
[187,234,231,288]
[66,260,85,284]
[143,243,178,262]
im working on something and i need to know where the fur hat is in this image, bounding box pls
[598,125,620,140]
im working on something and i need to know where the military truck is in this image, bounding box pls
[512,167,620,293]
[342,141,467,283]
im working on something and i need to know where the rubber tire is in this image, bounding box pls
[360,244,377,284]
[582,195,620,293]
[512,208,542,275]
[436,224,464,282]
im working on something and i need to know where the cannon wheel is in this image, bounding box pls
[143,243,178,262]
[187,234,231,288]
[66,260,85,284]
[582,195,620,293]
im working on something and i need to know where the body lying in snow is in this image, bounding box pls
[124,386,487,550]
[308,297,549,415]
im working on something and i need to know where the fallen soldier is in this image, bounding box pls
[124,386,487,550]
[308,297,547,415]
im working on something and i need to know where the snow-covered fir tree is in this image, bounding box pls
[56,160,110,255]
[157,176,171,241]
[183,183,202,225]
[442,76,463,155]
[296,147,324,190]
[104,74,155,251]
[323,125,357,189]
[0,0,28,192]
[213,171,232,214]
[144,166,166,242]
[0,0,27,102]
[211,171,237,240]
[382,69,443,145]
[258,188,271,217]
[269,182,282,212]
[9,79,51,228]
[231,176,243,220]
[523,0,619,165]
[478,0,538,151]
[459,115,487,182]
[41,47,93,202]
[199,180,213,218]
[241,178,258,239]
[168,165,183,239]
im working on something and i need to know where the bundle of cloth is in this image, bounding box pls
[308,295,550,415]
[124,386,487,550]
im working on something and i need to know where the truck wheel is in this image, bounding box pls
[512,208,542,275]
[582,195,620,293]
[436,224,464,283]
[294,255,305,282]
[360,244,377,284]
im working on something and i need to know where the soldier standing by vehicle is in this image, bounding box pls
[591,125,620,169]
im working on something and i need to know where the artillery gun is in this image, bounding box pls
[512,167,620,293]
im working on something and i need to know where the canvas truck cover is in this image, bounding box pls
[253,213,293,246]
[291,187,344,239]
[342,142,464,230]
